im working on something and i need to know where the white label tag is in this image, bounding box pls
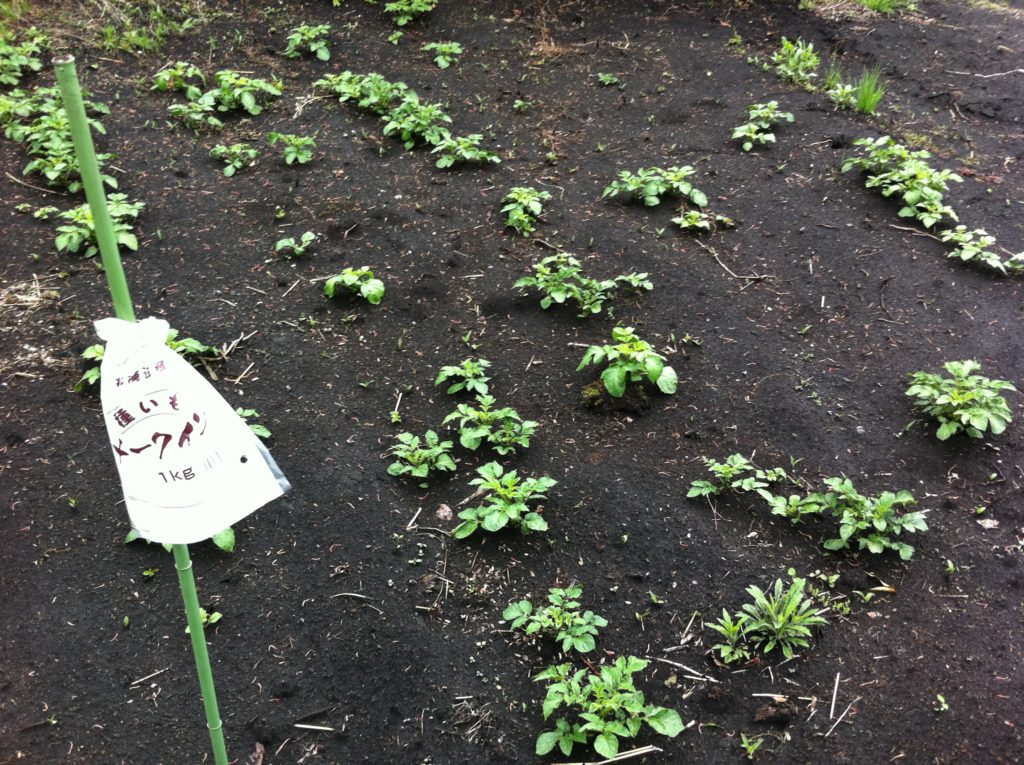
[96,317,290,544]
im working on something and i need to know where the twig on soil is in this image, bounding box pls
[830,672,841,718]
[888,223,943,242]
[406,507,423,530]
[282,280,300,298]
[694,241,770,283]
[130,667,169,686]
[536,238,564,251]
[329,592,368,600]
[645,656,719,683]
[945,68,1024,78]
[554,744,662,764]
[5,172,66,195]
[824,696,861,737]
[227,362,255,386]
[293,724,334,732]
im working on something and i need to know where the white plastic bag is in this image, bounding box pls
[96,317,290,544]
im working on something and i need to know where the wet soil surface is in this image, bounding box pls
[1,1,1022,763]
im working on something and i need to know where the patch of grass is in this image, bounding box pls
[73,1,214,54]
[853,66,886,114]
[856,0,916,13]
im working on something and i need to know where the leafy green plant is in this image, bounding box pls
[740,734,765,760]
[209,142,258,176]
[236,408,271,439]
[210,70,282,115]
[852,66,886,114]
[857,0,917,13]
[771,37,819,87]
[906,360,1015,440]
[687,454,788,500]
[671,210,734,233]
[385,0,439,26]
[938,226,1006,274]
[841,136,960,228]
[430,133,500,168]
[443,394,537,454]
[285,23,331,61]
[267,132,316,165]
[503,585,608,653]
[824,64,856,109]
[422,41,462,69]
[815,478,928,560]
[732,101,794,151]
[514,252,652,317]
[765,493,826,524]
[0,28,44,86]
[324,267,385,305]
[275,231,317,258]
[577,326,677,398]
[435,358,491,395]
[382,93,453,148]
[602,166,707,208]
[386,430,456,485]
[533,656,683,758]
[55,194,144,258]
[709,577,828,663]
[596,72,621,88]
[151,61,205,98]
[167,91,223,131]
[502,186,551,236]
[184,607,222,634]
[452,462,556,539]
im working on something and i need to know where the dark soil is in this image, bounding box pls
[2,1,1023,764]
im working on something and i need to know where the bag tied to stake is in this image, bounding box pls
[96,317,290,544]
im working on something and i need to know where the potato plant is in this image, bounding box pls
[452,462,556,539]
[386,430,457,486]
[503,585,607,653]
[514,252,652,318]
[209,142,258,176]
[906,360,1015,439]
[442,394,536,455]
[602,165,707,208]
[284,23,331,61]
[577,326,677,398]
[55,194,144,258]
[732,101,794,151]
[501,186,551,236]
[323,267,385,305]
[267,132,316,165]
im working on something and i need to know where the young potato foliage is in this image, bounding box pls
[770,37,819,86]
[386,430,456,485]
[275,231,317,258]
[672,210,735,233]
[267,132,316,165]
[443,394,536,455]
[385,0,439,26]
[502,187,551,236]
[602,165,707,208]
[285,23,331,61]
[732,101,794,152]
[906,360,1015,440]
[0,28,45,87]
[534,656,683,759]
[431,133,500,168]
[151,61,205,98]
[513,252,652,318]
[503,585,607,653]
[687,453,788,501]
[435,358,491,395]
[815,478,927,560]
[56,194,144,258]
[422,41,462,69]
[323,267,385,305]
[577,326,677,398]
[452,462,556,539]
[209,142,258,176]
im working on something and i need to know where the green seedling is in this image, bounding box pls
[443,394,537,455]
[210,70,282,115]
[514,251,652,318]
[385,0,438,26]
[422,41,462,69]
[687,453,788,500]
[209,142,258,176]
[184,607,222,634]
[452,462,556,539]
[0,28,45,87]
[285,23,331,61]
[55,194,144,258]
[770,37,819,86]
[503,585,608,653]
[386,430,456,485]
[709,576,828,663]
[596,72,621,87]
[324,267,385,305]
[732,101,794,151]
[275,231,317,258]
[577,326,677,398]
[431,133,500,168]
[235,408,271,439]
[672,210,734,232]
[151,61,205,99]
[436,358,491,395]
[602,166,707,208]
[267,132,316,165]
[938,226,1007,274]
[906,360,1015,440]
[816,477,927,560]
[740,734,764,760]
[502,186,551,236]
[533,656,683,759]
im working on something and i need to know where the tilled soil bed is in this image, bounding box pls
[1,1,1023,763]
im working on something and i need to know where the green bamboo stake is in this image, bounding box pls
[55,55,230,765]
